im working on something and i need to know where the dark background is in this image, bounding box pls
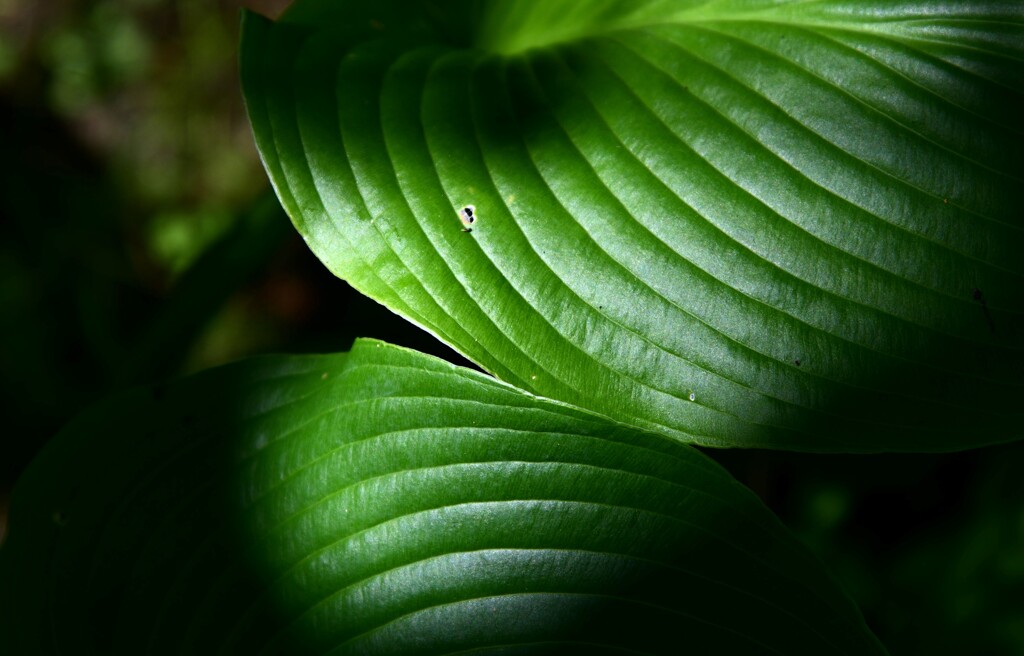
[1,2,1021,654]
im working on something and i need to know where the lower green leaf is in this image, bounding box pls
[1,339,884,654]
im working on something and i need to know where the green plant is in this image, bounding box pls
[2,1,1021,653]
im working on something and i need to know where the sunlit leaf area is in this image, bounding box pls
[1,2,1022,654]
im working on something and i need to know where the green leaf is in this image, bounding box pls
[0,339,883,654]
[241,1,1024,452]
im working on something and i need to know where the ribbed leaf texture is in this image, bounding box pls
[0,340,884,654]
[242,0,1024,452]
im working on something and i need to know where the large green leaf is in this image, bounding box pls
[0,339,883,654]
[241,1,1024,452]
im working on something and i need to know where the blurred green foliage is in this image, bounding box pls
[0,0,301,489]
[0,1,1020,654]
[3,0,269,275]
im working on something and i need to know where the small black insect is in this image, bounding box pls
[972,287,996,333]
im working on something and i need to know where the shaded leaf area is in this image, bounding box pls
[0,98,284,495]
[241,1,1024,452]
[713,440,1024,655]
[0,340,883,655]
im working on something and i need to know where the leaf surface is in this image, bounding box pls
[242,0,1024,451]
[0,340,883,654]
